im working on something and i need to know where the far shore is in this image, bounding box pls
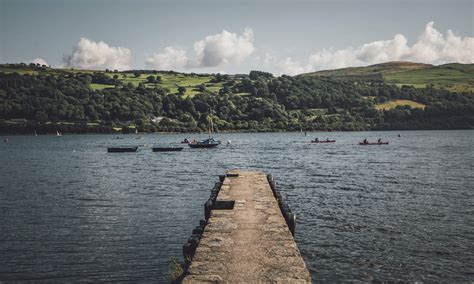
[1,128,472,136]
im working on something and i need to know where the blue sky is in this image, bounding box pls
[0,0,472,74]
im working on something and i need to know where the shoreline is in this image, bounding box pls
[1,128,472,136]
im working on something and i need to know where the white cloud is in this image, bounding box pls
[145,28,255,70]
[31,58,48,66]
[192,28,254,67]
[145,46,188,70]
[263,52,274,65]
[282,21,474,74]
[309,48,360,70]
[277,57,312,76]
[408,22,474,63]
[64,37,131,70]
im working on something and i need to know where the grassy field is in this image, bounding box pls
[385,64,474,92]
[306,61,431,77]
[375,99,426,110]
[90,83,115,90]
[0,65,229,97]
[302,61,474,92]
[394,83,427,89]
[108,73,224,96]
[0,67,39,75]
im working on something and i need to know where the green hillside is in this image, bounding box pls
[0,64,233,97]
[385,63,474,92]
[1,62,473,134]
[307,61,431,77]
[301,61,474,92]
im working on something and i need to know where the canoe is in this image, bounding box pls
[152,147,184,152]
[311,140,336,143]
[359,142,389,145]
[107,146,138,152]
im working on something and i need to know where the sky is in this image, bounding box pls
[0,0,473,75]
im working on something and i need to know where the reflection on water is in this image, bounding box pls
[0,130,473,282]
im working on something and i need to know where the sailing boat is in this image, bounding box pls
[56,131,62,136]
[188,111,221,148]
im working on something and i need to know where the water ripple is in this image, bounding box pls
[0,130,473,282]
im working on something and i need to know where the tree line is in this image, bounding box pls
[0,69,473,134]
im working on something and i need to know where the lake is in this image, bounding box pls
[0,130,473,282]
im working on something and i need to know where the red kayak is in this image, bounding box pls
[359,142,389,145]
[311,140,336,143]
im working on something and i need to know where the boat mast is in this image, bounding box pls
[209,109,214,139]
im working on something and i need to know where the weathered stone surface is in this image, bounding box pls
[183,170,311,283]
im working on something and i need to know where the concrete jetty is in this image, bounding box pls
[183,170,311,283]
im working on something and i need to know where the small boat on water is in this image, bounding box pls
[359,141,389,145]
[188,110,221,149]
[56,131,62,136]
[188,138,220,148]
[152,146,184,152]
[311,139,336,143]
[107,146,139,152]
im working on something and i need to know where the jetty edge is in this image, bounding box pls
[181,170,311,283]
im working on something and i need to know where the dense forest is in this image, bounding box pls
[0,64,473,134]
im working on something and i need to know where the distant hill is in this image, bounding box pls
[303,61,432,77]
[1,61,473,134]
[300,61,474,92]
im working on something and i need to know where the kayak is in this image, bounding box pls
[359,142,389,145]
[311,140,336,143]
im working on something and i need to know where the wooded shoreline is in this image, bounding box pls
[2,64,473,135]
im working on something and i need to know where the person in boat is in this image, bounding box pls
[314,138,319,142]
[377,138,382,143]
[326,138,330,142]
[363,138,368,144]
[183,138,189,143]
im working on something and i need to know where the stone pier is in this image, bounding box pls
[183,170,311,283]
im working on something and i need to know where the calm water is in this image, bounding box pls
[0,130,473,282]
